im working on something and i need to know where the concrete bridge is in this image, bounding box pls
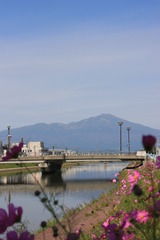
[0,153,144,174]
[16,153,144,161]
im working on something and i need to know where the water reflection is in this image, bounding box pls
[0,162,129,230]
[0,162,128,186]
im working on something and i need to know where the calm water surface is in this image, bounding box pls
[0,162,129,231]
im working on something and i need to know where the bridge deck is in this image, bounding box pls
[0,154,144,163]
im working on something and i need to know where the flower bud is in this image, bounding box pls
[41,221,47,228]
[132,184,143,196]
[52,226,58,237]
[34,190,41,196]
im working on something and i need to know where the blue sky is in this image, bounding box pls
[0,0,160,131]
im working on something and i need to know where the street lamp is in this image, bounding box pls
[126,127,131,154]
[7,126,11,151]
[118,121,123,154]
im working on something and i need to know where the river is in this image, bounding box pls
[0,161,129,232]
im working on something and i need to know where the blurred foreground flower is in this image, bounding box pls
[6,230,34,240]
[2,142,23,161]
[7,203,23,226]
[142,135,156,153]
[0,208,8,234]
[0,203,23,235]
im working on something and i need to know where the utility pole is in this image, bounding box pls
[7,126,11,151]
[126,127,131,154]
[118,121,123,154]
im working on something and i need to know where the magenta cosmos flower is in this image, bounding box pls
[6,231,34,240]
[156,156,160,169]
[7,203,23,226]
[66,229,81,240]
[0,203,23,234]
[2,142,23,161]
[0,208,8,234]
[142,135,156,152]
[106,223,124,240]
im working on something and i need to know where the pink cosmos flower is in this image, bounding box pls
[136,210,149,223]
[91,234,100,240]
[91,234,99,240]
[142,135,156,152]
[112,179,116,183]
[100,233,107,239]
[102,219,110,230]
[123,214,131,229]
[148,186,154,192]
[128,171,141,186]
[0,208,8,234]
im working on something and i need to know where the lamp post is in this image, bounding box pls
[126,127,131,154]
[7,126,11,151]
[118,121,123,154]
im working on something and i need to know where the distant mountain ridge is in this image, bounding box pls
[0,114,160,152]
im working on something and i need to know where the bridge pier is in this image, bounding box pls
[39,159,64,174]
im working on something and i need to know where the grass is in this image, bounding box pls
[0,162,40,176]
[83,161,160,239]
[0,163,39,169]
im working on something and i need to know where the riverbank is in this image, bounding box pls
[0,162,88,177]
[0,161,105,175]
[35,161,143,239]
[35,168,127,240]
[35,190,118,240]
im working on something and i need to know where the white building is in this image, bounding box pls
[22,141,48,157]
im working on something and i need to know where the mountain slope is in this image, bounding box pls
[0,114,159,152]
